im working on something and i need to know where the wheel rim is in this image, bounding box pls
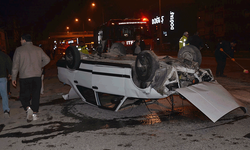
[182,51,194,61]
[66,51,73,65]
[136,55,151,78]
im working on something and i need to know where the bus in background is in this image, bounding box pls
[94,18,153,54]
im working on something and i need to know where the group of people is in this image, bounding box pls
[132,32,237,78]
[0,34,50,121]
[179,31,204,50]
[130,32,237,78]
[179,31,237,77]
[0,34,144,121]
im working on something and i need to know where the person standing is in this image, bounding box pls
[131,34,146,55]
[1,49,12,98]
[40,67,45,95]
[179,31,189,50]
[0,47,12,118]
[214,40,236,77]
[78,41,89,54]
[185,31,204,50]
[12,34,50,122]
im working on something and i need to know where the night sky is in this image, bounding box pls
[1,0,248,42]
[0,0,195,39]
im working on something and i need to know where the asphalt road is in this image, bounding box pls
[0,54,250,150]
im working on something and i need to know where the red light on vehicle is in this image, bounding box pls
[142,18,149,22]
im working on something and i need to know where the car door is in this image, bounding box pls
[92,64,126,96]
[74,62,94,89]
[74,62,98,105]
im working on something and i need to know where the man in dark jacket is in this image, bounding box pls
[214,40,236,77]
[131,35,145,55]
[0,47,12,117]
[186,31,204,50]
[12,34,50,122]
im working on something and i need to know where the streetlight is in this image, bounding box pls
[66,26,69,33]
[91,2,104,23]
[74,19,85,31]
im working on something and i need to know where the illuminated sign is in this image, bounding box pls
[126,40,134,45]
[118,22,147,25]
[170,11,175,30]
[152,16,164,25]
[119,40,134,46]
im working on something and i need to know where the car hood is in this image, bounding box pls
[176,81,247,122]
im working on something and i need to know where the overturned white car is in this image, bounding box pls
[57,44,246,122]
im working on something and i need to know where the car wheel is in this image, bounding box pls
[178,45,202,66]
[110,43,126,56]
[65,46,81,69]
[135,50,159,82]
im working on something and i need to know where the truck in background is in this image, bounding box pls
[94,18,153,54]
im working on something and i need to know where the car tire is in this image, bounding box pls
[65,46,81,69]
[110,43,126,56]
[178,45,202,66]
[135,50,159,82]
